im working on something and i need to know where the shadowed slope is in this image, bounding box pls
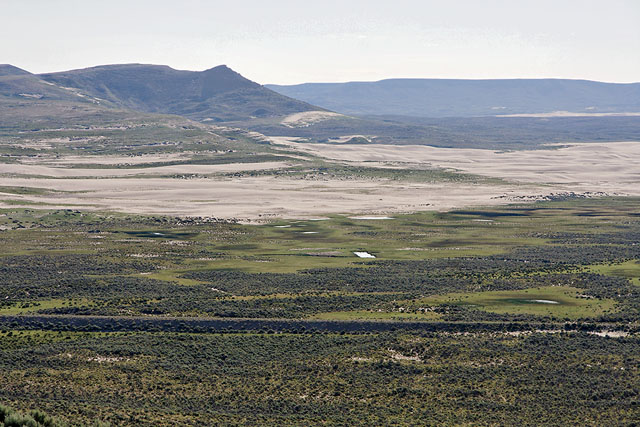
[39,64,322,122]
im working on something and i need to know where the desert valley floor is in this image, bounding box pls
[1,139,639,219]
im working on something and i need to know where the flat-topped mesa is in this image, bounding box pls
[267,78,640,117]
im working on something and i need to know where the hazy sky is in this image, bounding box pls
[2,0,639,84]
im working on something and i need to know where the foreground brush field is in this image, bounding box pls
[1,198,639,425]
[2,330,638,425]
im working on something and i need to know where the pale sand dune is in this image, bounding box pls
[0,176,548,219]
[281,111,344,128]
[0,161,295,178]
[498,111,640,118]
[327,135,372,143]
[37,153,195,165]
[273,139,640,186]
[1,140,638,219]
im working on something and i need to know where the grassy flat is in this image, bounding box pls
[415,286,616,319]
[586,260,640,286]
[0,199,637,321]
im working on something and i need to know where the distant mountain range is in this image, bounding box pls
[5,63,639,123]
[0,63,321,125]
[2,63,639,150]
[267,79,640,117]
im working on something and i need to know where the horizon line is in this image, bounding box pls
[4,62,639,86]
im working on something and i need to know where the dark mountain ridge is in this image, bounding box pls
[38,64,321,122]
[0,64,98,103]
[0,64,33,77]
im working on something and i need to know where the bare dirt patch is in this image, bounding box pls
[41,152,196,165]
[0,161,295,178]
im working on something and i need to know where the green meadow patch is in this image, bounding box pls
[585,260,640,286]
[416,286,616,319]
[200,212,550,273]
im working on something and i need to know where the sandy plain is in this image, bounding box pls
[1,140,638,219]
[0,175,548,219]
[272,139,640,187]
[0,161,294,178]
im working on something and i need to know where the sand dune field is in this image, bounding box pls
[1,140,638,219]
[272,139,640,186]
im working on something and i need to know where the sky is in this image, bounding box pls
[1,0,639,84]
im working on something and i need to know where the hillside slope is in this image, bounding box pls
[0,64,276,158]
[0,64,105,104]
[0,64,134,131]
[267,78,640,117]
[39,64,322,122]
